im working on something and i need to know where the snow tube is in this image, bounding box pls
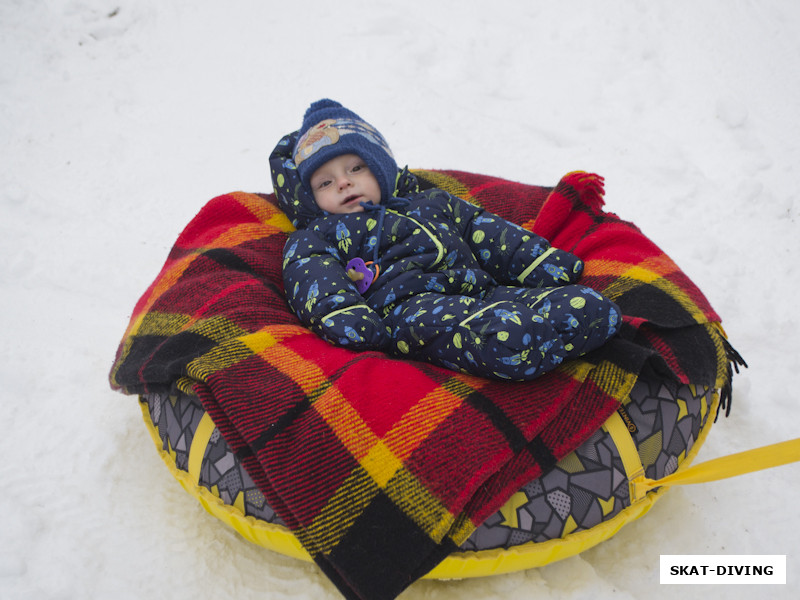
[125,166,749,580]
[140,375,720,579]
[119,167,800,582]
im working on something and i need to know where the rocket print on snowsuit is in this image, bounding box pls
[272,130,620,382]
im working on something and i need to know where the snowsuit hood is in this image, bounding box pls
[269,130,322,229]
[270,130,412,229]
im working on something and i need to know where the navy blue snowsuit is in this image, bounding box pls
[271,132,620,381]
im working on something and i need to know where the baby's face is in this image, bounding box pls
[310,154,381,214]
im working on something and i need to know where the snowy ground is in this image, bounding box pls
[2,1,799,598]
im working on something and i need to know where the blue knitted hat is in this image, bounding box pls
[293,99,398,202]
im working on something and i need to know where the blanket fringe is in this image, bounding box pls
[716,338,748,421]
[564,171,606,211]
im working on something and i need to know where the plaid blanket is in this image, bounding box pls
[110,170,740,600]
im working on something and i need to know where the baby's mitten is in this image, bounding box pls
[315,307,390,351]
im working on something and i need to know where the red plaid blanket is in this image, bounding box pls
[110,171,739,600]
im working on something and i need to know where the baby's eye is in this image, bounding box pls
[351,163,366,173]
[316,179,332,190]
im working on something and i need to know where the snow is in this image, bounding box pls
[2,1,799,598]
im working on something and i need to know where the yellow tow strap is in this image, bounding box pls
[631,437,800,499]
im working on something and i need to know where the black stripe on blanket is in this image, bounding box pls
[203,248,257,274]
[527,434,557,472]
[466,391,528,453]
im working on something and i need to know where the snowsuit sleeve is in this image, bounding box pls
[448,193,584,288]
[283,230,389,350]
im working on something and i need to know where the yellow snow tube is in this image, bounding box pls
[140,382,798,579]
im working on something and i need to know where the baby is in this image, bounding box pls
[271,99,620,381]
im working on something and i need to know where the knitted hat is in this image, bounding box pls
[293,99,398,202]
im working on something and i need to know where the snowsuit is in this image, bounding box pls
[271,132,620,381]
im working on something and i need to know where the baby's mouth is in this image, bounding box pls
[343,194,361,205]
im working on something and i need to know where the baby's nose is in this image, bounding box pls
[337,176,352,190]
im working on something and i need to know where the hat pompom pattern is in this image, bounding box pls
[293,99,398,202]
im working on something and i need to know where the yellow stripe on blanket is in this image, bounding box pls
[315,386,382,462]
[589,262,709,324]
[300,467,380,556]
[386,468,457,543]
[411,169,476,205]
[383,385,467,461]
[363,440,405,488]
[257,339,330,398]
[203,222,287,248]
[313,381,460,543]
[136,312,192,337]
[229,191,296,232]
[587,360,640,404]
[187,340,258,381]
